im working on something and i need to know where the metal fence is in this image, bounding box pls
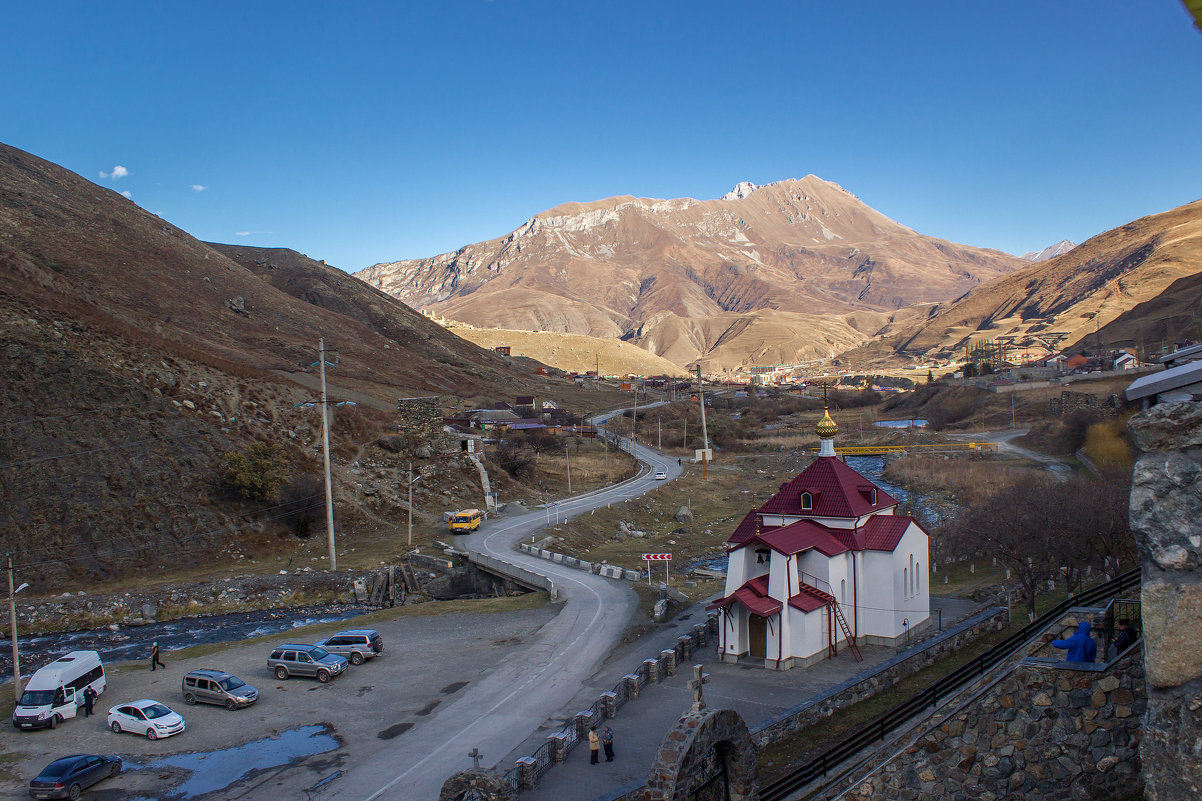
[499,616,716,794]
[759,568,1141,801]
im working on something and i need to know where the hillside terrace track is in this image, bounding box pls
[337,404,682,801]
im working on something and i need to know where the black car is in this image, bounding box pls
[29,754,121,800]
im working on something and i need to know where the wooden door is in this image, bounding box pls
[749,615,767,659]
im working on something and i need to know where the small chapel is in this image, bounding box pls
[710,402,930,669]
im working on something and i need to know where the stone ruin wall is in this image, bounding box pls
[1048,390,1122,418]
[395,396,450,450]
[840,649,1145,801]
[1128,402,1202,800]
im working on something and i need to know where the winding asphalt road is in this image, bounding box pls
[336,408,682,801]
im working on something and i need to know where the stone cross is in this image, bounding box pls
[469,747,483,769]
[688,663,710,711]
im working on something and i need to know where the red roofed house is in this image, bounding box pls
[710,405,930,669]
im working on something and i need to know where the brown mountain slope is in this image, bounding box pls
[848,198,1202,363]
[356,178,1025,367]
[0,141,602,587]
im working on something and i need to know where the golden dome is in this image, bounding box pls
[816,408,838,439]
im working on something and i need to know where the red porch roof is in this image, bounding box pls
[707,574,783,617]
[759,519,849,557]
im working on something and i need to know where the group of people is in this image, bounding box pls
[1051,618,1137,663]
[588,725,615,764]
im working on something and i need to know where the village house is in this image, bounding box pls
[710,405,930,669]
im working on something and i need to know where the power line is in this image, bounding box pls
[0,401,148,429]
[0,430,211,469]
[8,492,328,572]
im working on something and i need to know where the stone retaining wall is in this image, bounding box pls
[750,606,1010,748]
[836,647,1146,801]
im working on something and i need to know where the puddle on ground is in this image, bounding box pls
[440,681,469,694]
[127,724,338,800]
[377,721,414,740]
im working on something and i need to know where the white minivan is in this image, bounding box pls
[12,650,106,730]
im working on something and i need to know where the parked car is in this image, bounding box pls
[106,699,185,740]
[181,669,258,710]
[28,754,121,800]
[654,470,667,480]
[267,644,348,682]
[314,630,384,666]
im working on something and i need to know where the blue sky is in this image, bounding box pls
[4,1,1200,269]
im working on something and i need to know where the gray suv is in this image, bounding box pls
[315,630,384,665]
[182,669,258,710]
[267,644,348,683]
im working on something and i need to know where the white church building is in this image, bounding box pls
[710,406,930,669]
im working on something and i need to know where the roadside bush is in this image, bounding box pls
[494,439,534,478]
[279,474,325,538]
[223,442,286,500]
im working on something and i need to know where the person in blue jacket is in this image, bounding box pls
[1052,621,1098,662]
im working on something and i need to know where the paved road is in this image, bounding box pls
[336,409,682,801]
[952,428,1073,476]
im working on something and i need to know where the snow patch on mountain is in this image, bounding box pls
[1020,240,1077,261]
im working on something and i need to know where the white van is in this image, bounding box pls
[12,650,106,730]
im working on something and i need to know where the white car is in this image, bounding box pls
[654,470,667,480]
[107,699,185,740]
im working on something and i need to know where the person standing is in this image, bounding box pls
[1052,621,1097,663]
[1113,618,1137,654]
[602,725,615,762]
[150,641,166,671]
[588,725,600,765]
[82,686,95,717]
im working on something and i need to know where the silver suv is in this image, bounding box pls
[182,669,258,710]
[267,644,348,683]
[314,630,384,665]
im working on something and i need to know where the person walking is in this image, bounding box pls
[601,724,615,762]
[588,725,600,765]
[82,686,95,717]
[150,641,166,671]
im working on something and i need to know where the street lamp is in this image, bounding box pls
[8,554,29,703]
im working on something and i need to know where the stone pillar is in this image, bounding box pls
[644,657,660,684]
[661,648,678,676]
[574,711,593,740]
[677,635,693,661]
[600,691,617,718]
[624,673,641,700]
[547,732,568,763]
[515,757,537,791]
[1129,403,1202,800]
[693,621,708,646]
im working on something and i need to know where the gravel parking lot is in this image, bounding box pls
[0,598,556,800]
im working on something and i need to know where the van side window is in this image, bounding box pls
[185,677,197,688]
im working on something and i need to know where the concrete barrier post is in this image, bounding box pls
[661,648,677,676]
[600,691,617,718]
[623,673,640,700]
[575,711,593,740]
[547,732,568,763]
[516,756,538,790]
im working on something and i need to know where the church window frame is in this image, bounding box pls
[800,492,813,511]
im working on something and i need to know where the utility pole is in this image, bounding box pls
[407,461,414,546]
[565,449,572,495]
[8,555,24,703]
[631,380,639,448]
[319,338,337,570]
[658,416,661,450]
[696,365,710,479]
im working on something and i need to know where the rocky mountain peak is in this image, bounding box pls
[721,181,760,201]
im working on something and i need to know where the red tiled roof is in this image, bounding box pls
[788,582,833,613]
[758,457,897,518]
[862,515,913,551]
[759,519,849,557]
[707,574,782,617]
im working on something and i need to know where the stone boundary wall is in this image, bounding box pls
[830,646,1146,801]
[750,606,1010,748]
[518,543,643,582]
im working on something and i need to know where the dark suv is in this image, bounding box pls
[266,644,347,683]
[314,630,384,665]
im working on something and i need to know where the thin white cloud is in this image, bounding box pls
[119,190,133,199]
[190,184,207,192]
[100,165,130,180]
[235,231,250,236]
[235,230,273,236]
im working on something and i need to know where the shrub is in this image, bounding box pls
[223,442,286,500]
[279,474,325,538]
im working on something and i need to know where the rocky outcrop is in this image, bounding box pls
[1128,401,1202,800]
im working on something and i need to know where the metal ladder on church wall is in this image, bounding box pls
[796,581,864,662]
